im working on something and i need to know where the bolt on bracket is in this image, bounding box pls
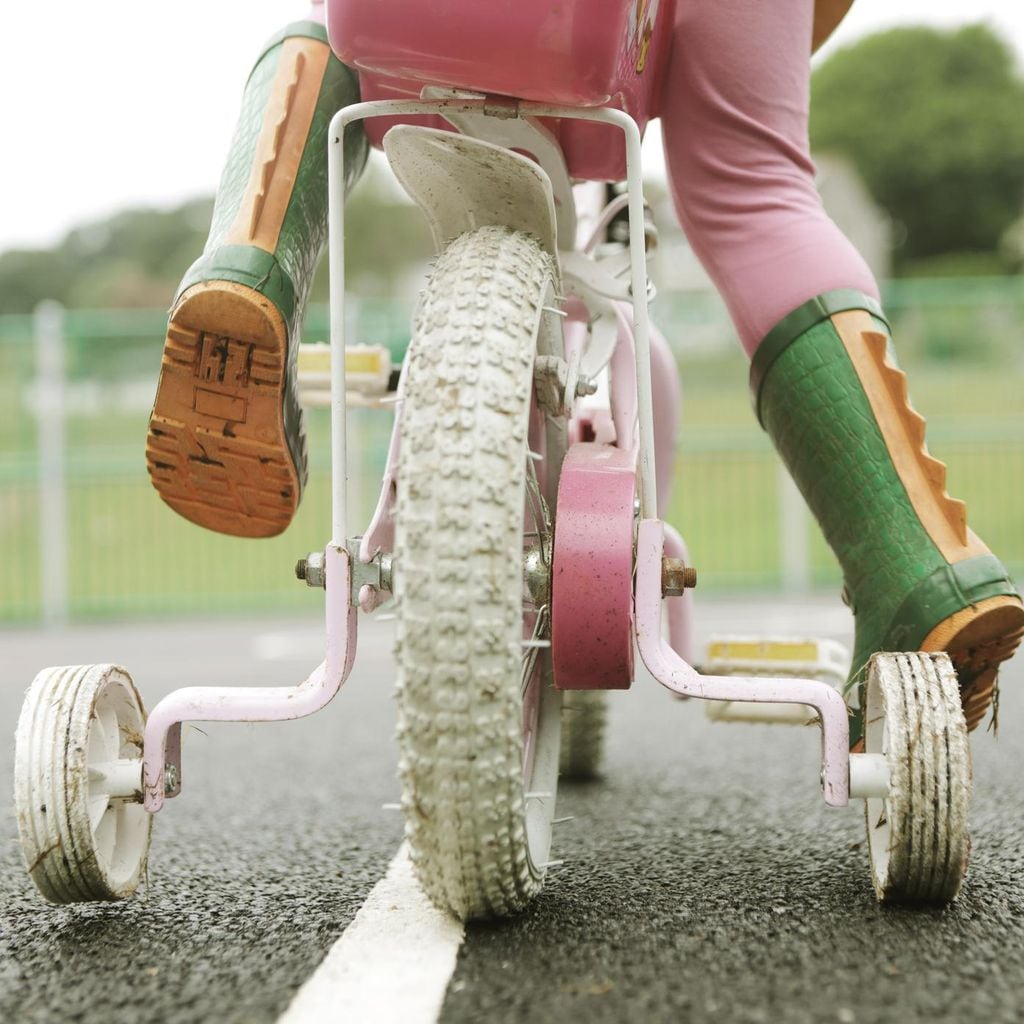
[295,551,327,589]
[662,557,697,596]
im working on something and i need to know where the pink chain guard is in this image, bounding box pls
[551,443,636,690]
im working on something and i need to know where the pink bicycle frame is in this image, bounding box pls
[140,95,853,814]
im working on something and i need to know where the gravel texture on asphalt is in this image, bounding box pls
[1,615,403,1024]
[2,599,1022,1024]
[440,602,1024,1024]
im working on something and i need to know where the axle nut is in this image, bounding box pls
[662,557,697,596]
[296,551,327,589]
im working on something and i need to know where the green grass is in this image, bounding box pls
[0,408,393,622]
[4,395,1019,622]
[2,308,1022,622]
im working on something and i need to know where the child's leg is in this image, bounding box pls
[147,7,367,538]
[662,0,878,355]
[661,0,1023,742]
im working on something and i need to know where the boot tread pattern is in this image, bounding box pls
[146,311,301,538]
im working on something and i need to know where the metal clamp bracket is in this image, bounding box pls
[347,538,393,605]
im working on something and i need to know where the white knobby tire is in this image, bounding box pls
[395,226,566,919]
[864,651,971,904]
[15,664,152,903]
[559,690,608,780]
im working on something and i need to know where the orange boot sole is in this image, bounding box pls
[145,280,303,538]
[923,594,1024,731]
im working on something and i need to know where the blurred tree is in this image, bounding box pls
[0,248,76,314]
[811,24,1024,273]
[0,159,431,313]
[1001,214,1024,273]
[0,199,214,314]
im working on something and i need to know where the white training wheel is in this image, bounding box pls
[863,651,971,905]
[15,664,152,903]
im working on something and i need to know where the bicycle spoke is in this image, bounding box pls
[521,604,550,697]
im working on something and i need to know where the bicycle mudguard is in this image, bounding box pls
[382,126,559,259]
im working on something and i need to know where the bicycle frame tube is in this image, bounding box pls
[327,99,659,538]
[634,519,852,807]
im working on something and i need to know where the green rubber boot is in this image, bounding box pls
[751,291,1024,747]
[147,21,367,537]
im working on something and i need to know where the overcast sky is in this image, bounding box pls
[2,1,1023,254]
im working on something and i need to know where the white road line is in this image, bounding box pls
[277,844,465,1024]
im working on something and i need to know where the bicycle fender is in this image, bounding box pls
[382,125,560,264]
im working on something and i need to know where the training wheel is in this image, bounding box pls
[15,664,152,903]
[863,652,971,905]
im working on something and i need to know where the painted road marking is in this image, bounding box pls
[277,844,464,1024]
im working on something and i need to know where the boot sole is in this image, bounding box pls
[146,281,301,538]
[923,595,1024,731]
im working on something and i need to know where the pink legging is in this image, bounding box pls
[661,0,879,356]
[310,0,876,356]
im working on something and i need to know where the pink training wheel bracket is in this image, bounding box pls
[551,442,636,690]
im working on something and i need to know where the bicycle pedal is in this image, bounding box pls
[297,343,393,406]
[702,635,850,725]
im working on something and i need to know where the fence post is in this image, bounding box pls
[34,301,70,625]
[777,462,811,593]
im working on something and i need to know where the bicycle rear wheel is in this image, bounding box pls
[394,226,567,919]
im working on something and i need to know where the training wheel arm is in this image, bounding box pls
[633,519,851,806]
[142,545,358,812]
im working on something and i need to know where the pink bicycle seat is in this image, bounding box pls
[329,0,670,109]
[326,0,675,180]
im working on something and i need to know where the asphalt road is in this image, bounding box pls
[2,598,1022,1024]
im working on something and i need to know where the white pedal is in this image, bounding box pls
[702,635,850,725]
[297,343,393,407]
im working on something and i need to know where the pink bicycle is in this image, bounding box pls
[15,0,971,919]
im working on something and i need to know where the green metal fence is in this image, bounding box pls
[1,277,1022,623]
